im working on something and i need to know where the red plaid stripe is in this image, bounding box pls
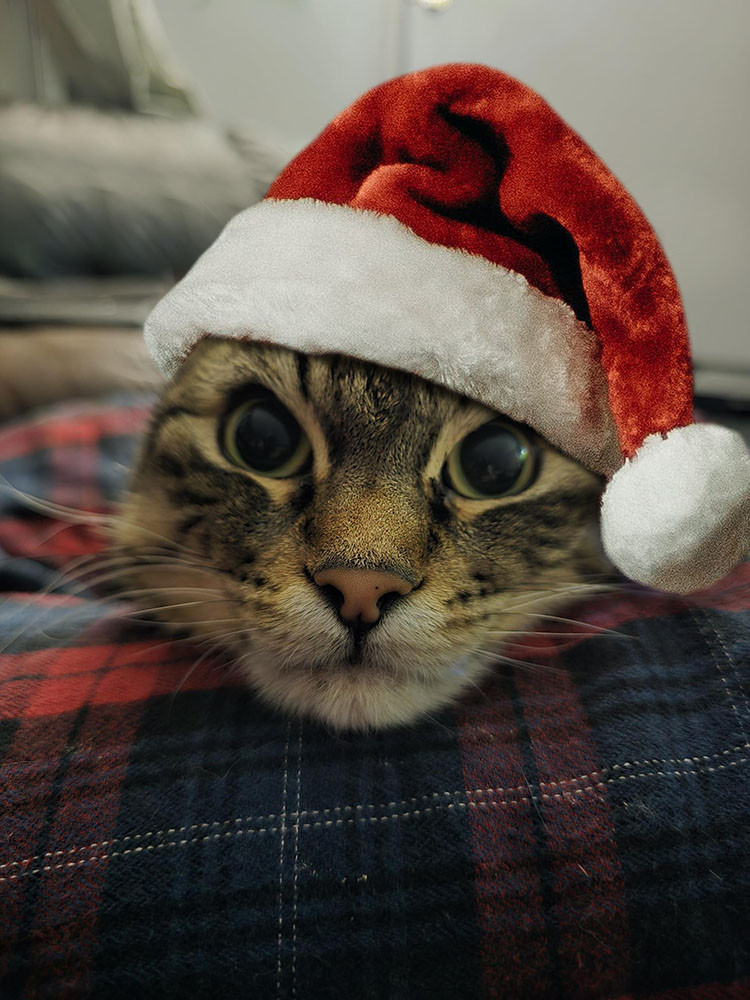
[458,561,750,999]
[0,405,150,465]
[457,693,551,998]
[514,665,630,998]
[20,701,144,997]
[2,631,233,721]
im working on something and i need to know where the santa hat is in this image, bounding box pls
[145,63,750,595]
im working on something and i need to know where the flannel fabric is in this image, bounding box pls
[0,397,748,1000]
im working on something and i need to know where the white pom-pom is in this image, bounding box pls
[601,423,750,593]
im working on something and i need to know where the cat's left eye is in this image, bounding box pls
[222,393,311,478]
[443,418,536,499]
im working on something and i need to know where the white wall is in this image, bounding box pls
[155,0,749,372]
[154,0,403,157]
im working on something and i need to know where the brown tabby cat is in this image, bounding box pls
[112,338,608,731]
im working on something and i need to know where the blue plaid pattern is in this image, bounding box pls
[1,397,749,999]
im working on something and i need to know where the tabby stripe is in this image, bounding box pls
[426,528,442,556]
[184,447,228,479]
[526,532,570,550]
[170,488,217,508]
[154,454,187,479]
[177,514,205,535]
[289,479,315,517]
[146,405,201,448]
[296,353,310,400]
[521,548,551,570]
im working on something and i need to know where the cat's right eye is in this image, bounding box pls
[222,392,311,478]
[443,418,536,499]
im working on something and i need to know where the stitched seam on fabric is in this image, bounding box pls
[690,609,750,746]
[292,723,302,1000]
[703,610,749,743]
[6,739,747,785]
[3,753,749,881]
[276,723,290,1000]
[3,741,748,871]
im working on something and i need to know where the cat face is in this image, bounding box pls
[113,339,606,730]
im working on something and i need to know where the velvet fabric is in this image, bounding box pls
[268,63,693,459]
[144,199,621,474]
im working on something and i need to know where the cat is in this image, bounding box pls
[111,337,608,731]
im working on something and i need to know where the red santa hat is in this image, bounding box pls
[145,63,750,595]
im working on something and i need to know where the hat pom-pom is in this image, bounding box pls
[601,424,750,594]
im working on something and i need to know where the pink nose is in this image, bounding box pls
[313,568,414,624]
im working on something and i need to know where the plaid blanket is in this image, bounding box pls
[0,397,748,1000]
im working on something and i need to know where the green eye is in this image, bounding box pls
[223,393,311,478]
[443,419,536,499]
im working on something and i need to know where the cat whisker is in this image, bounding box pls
[486,631,629,644]
[55,556,154,588]
[0,590,97,656]
[0,472,111,526]
[107,552,231,581]
[29,519,103,549]
[117,599,232,617]
[496,588,608,614]
[0,582,239,653]
[475,646,563,674]
[125,626,252,663]
[0,474,209,559]
[447,664,493,702]
[415,709,454,734]
[34,549,121,589]
[197,625,259,646]
[57,558,230,598]
[173,645,220,695]
[487,617,636,638]
[103,517,206,558]
[13,551,176,600]
[520,611,629,631]
[494,577,613,590]
[166,644,237,721]
[129,617,243,629]
[22,603,227,643]
[56,566,167,596]
[105,546,209,563]
[111,586,226,599]
[218,654,249,677]
[193,627,251,646]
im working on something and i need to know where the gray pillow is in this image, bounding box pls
[0,103,279,279]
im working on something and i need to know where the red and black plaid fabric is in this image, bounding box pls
[1,397,749,1000]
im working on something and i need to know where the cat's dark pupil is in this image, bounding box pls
[459,422,527,494]
[235,399,300,471]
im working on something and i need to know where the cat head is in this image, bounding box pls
[113,338,607,730]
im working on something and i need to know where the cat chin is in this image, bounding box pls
[234,648,491,731]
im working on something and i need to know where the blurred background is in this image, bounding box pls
[0,0,748,421]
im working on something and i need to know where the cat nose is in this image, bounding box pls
[313,568,414,625]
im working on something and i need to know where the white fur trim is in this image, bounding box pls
[601,423,750,594]
[145,198,621,474]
